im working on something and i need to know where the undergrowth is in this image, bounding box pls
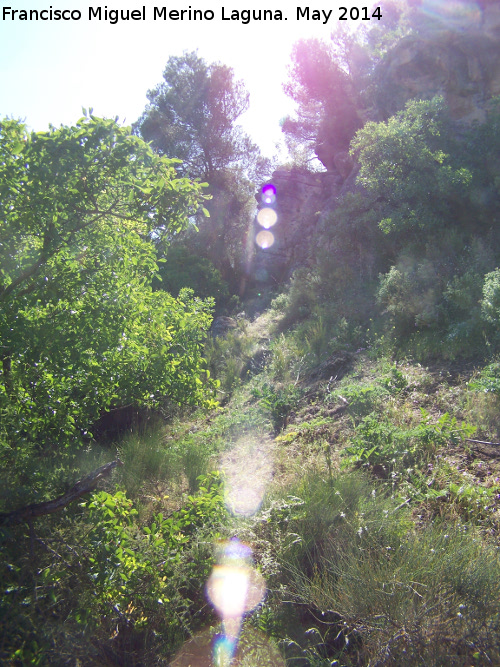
[3,309,500,666]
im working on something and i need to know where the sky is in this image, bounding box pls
[0,0,371,156]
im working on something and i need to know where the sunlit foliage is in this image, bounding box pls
[0,115,216,476]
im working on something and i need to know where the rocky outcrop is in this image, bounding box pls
[374,24,500,124]
[251,169,341,285]
[251,6,500,289]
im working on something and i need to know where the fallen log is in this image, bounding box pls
[0,460,123,527]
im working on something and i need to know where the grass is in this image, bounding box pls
[4,307,500,666]
[267,472,500,666]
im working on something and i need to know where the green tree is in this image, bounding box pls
[135,52,270,294]
[282,38,362,169]
[0,115,216,467]
[281,2,422,169]
[350,96,472,241]
[134,51,265,183]
[153,245,229,309]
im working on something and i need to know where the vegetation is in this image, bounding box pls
[2,2,500,665]
[135,51,271,293]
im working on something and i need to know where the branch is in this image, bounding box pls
[0,200,125,305]
[465,438,500,447]
[0,460,123,527]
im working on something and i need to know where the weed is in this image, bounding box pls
[381,364,408,394]
[252,383,302,434]
[118,421,173,497]
[269,333,307,384]
[468,361,500,396]
[204,326,255,399]
[330,383,389,421]
[341,409,476,475]
[278,471,500,666]
[303,315,330,363]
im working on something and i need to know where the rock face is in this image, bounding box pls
[251,169,341,285]
[374,24,500,124]
[252,9,500,288]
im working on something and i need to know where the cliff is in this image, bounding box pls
[252,6,500,287]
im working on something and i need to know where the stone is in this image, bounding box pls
[210,316,238,338]
[374,28,500,124]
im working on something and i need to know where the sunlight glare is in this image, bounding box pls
[256,230,274,249]
[420,0,482,29]
[206,538,266,665]
[257,207,278,229]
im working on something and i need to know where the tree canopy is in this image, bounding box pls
[282,38,362,168]
[135,52,270,294]
[350,96,472,239]
[0,115,217,466]
[134,51,265,183]
[281,2,419,169]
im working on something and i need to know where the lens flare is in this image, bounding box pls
[221,437,273,517]
[256,230,274,249]
[261,183,276,205]
[420,0,482,29]
[213,634,237,667]
[257,207,278,229]
[171,626,285,666]
[206,540,265,617]
[205,538,266,665]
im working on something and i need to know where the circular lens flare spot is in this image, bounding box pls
[207,565,250,619]
[257,207,278,229]
[206,539,266,618]
[256,230,274,249]
[261,184,276,205]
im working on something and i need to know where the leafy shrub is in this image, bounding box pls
[270,292,290,313]
[154,244,230,310]
[252,383,302,434]
[331,383,389,420]
[468,362,500,395]
[342,409,476,473]
[381,364,408,394]
[0,473,228,665]
[377,264,441,335]
[482,268,500,327]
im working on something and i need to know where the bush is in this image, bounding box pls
[0,473,228,665]
[252,383,302,434]
[278,472,500,666]
[341,409,476,475]
[331,383,389,420]
[482,268,500,327]
[154,245,230,311]
[468,362,500,396]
